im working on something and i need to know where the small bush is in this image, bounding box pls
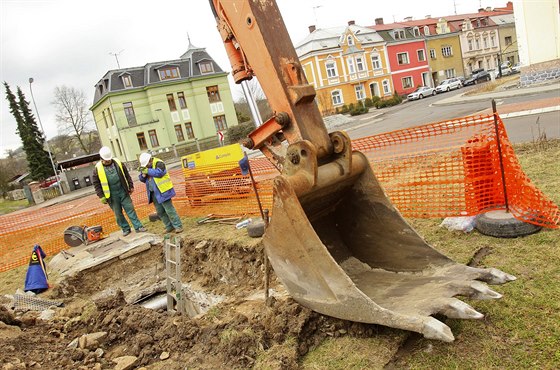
[349,105,369,116]
[374,92,403,109]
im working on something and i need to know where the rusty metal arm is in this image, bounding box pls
[210,0,334,167]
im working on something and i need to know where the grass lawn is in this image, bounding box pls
[0,198,29,215]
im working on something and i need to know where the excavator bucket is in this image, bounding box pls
[263,138,515,342]
[209,0,515,341]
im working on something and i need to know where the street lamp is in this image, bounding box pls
[28,77,64,195]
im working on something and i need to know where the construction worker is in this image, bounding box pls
[138,152,184,233]
[93,146,146,236]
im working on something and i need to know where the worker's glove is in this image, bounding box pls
[100,197,107,204]
[138,167,148,175]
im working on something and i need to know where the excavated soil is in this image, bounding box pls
[0,233,389,369]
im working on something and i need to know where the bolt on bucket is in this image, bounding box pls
[263,136,515,342]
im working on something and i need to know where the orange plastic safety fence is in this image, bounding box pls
[1,114,558,272]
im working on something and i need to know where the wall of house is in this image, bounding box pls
[300,44,394,114]
[426,34,465,86]
[387,41,430,95]
[459,25,501,75]
[91,74,237,162]
[498,25,519,65]
[513,0,560,66]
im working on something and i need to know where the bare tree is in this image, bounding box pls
[52,86,94,154]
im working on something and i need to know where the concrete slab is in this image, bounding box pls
[49,232,163,278]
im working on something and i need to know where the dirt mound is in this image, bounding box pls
[0,234,388,369]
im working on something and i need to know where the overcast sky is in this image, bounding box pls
[0,0,507,157]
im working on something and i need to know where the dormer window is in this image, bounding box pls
[413,27,420,37]
[347,35,355,46]
[394,30,406,40]
[122,75,132,88]
[424,26,430,35]
[158,67,180,80]
[199,61,214,74]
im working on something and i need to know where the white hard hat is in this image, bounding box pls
[99,146,112,161]
[139,152,152,167]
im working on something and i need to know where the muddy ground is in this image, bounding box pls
[0,225,398,369]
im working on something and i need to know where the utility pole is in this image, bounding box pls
[109,49,124,69]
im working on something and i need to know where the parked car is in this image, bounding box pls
[463,70,491,85]
[435,78,462,93]
[499,62,513,77]
[511,63,522,74]
[407,86,436,100]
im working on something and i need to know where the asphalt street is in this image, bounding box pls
[345,86,560,143]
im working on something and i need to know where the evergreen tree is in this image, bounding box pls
[3,82,28,149]
[16,87,53,180]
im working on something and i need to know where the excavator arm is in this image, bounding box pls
[210,0,515,342]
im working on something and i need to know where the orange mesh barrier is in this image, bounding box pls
[1,114,558,272]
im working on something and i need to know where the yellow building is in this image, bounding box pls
[425,29,465,86]
[490,13,519,66]
[295,22,393,115]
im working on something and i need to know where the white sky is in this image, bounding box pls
[0,0,507,157]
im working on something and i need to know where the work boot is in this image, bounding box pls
[123,230,131,237]
[165,227,174,233]
[175,227,184,234]
[136,227,147,232]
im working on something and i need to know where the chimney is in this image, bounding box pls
[478,8,485,12]
[404,16,413,22]
[425,15,431,19]
[486,6,492,11]
[375,18,384,25]
[308,25,316,33]
[348,20,355,26]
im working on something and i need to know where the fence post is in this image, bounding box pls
[492,99,509,212]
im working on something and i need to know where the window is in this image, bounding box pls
[213,115,228,131]
[331,90,343,105]
[167,93,177,112]
[184,123,195,139]
[397,52,409,65]
[356,57,365,72]
[417,49,426,62]
[158,67,179,80]
[347,58,356,74]
[102,110,109,129]
[483,37,488,49]
[442,45,453,57]
[149,129,159,147]
[429,49,436,59]
[326,60,338,78]
[394,30,405,40]
[382,79,391,94]
[505,36,512,46]
[347,35,354,45]
[371,55,381,69]
[107,108,115,126]
[475,38,480,50]
[175,125,185,142]
[206,85,221,102]
[137,132,148,150]
[424,26,430,36]
[401,76,413,89]
[115,139,122,156]
[123,102,137,126]
[199,61,214,74]
[177,92,187,109]
[413,27,420,37]
[355,84,365,100]
[122,75,132,88]
[185,122,194,139]
[445,68,456,78]
[491,35,496,47]
[468,39,473,51]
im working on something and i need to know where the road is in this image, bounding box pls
[345,88,560,143]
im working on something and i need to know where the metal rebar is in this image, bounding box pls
[492,99,509,212]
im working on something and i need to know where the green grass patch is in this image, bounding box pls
[0,198,29,215]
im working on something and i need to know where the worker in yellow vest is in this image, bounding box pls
[138,153,183,234]
[93,146,146,236]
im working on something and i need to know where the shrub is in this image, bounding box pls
[226,121,256,144]
[349,105,369,116]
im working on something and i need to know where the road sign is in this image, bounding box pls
[217,131,224,145]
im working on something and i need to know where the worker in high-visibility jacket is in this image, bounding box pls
[138,152,183,234]
[93,146,146,236]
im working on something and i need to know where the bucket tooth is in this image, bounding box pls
[468,281,503,300]
[439,299,484,319]
[482,268,517,284]
[422,317,454,342]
